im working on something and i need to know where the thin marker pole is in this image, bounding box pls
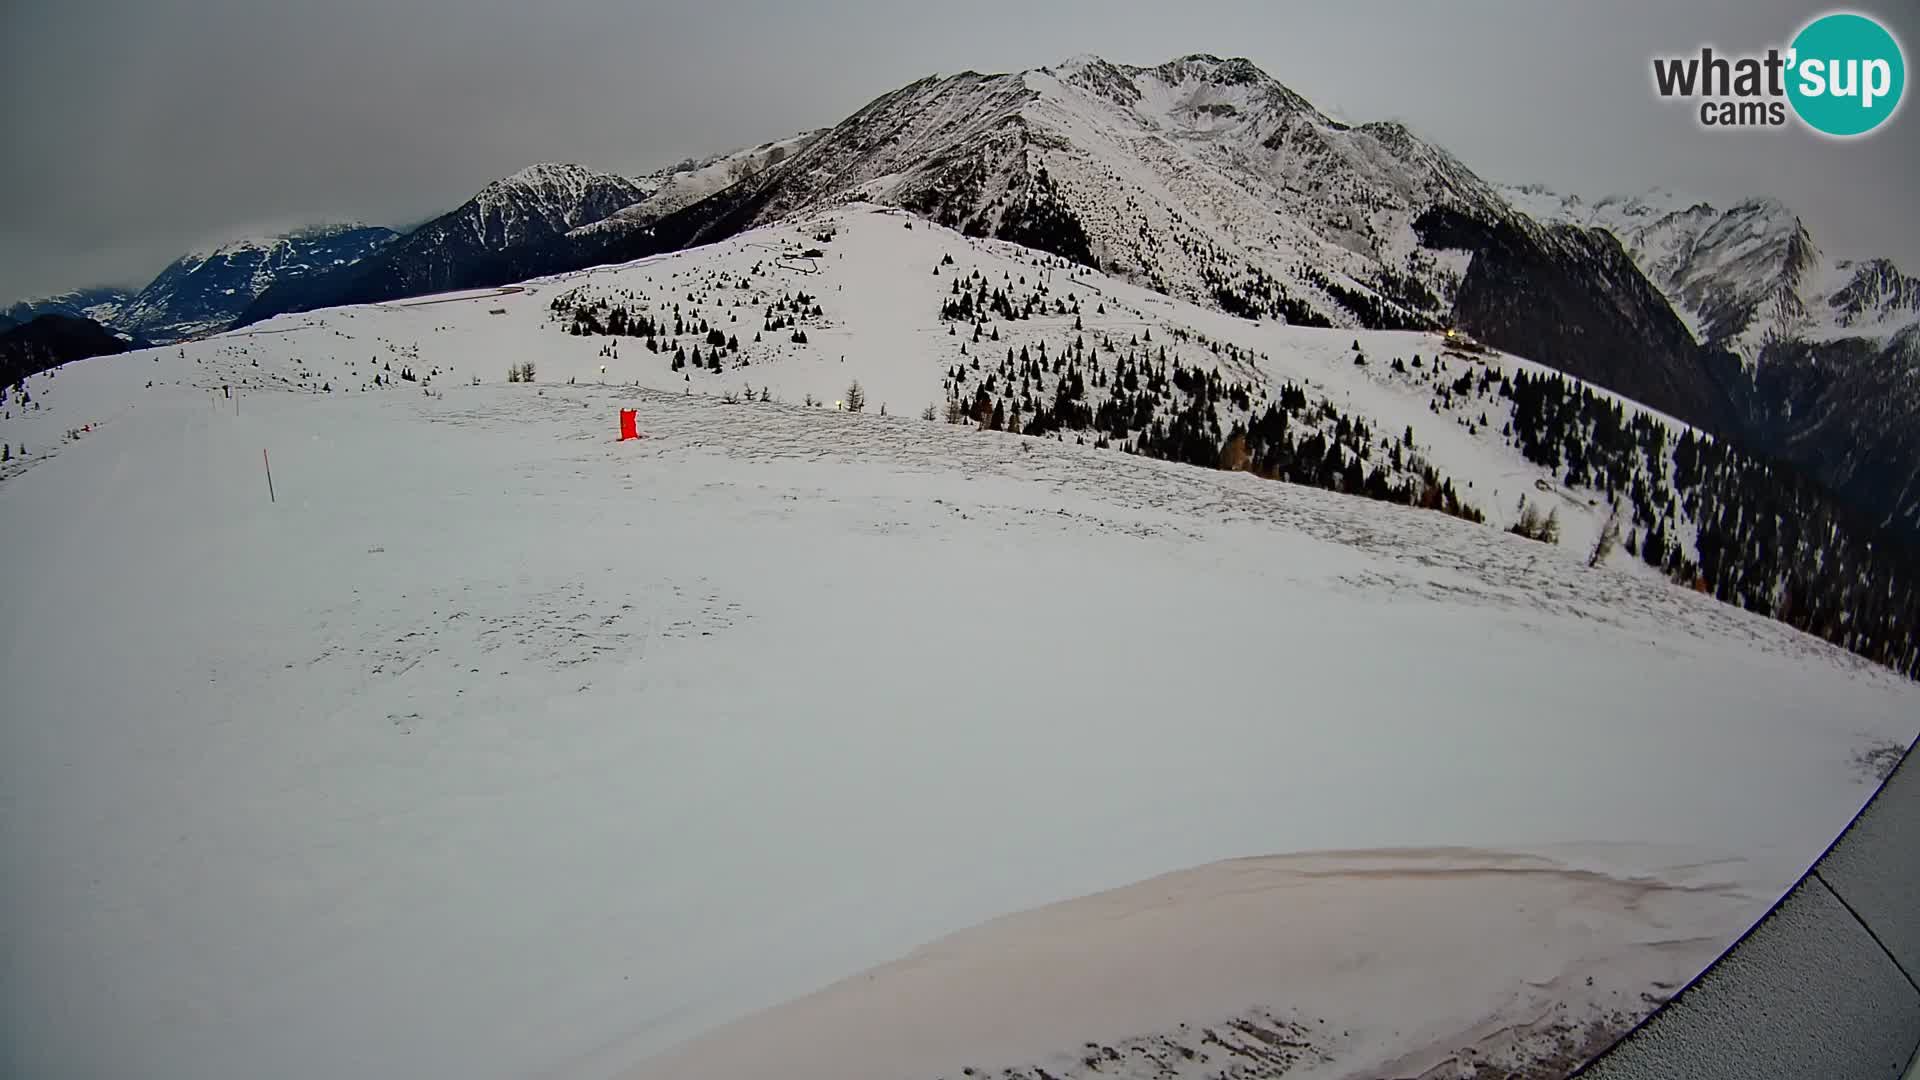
[263,448,276,503]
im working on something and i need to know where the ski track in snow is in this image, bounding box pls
[2,207,1917,1080]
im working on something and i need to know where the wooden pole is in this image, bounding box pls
[263,448,275,503]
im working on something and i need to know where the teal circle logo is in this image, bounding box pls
[1787,12,1905,136]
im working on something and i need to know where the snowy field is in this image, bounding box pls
[4,207,1917,1079]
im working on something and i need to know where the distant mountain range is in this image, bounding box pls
[3,287,138,330]
[11,54,1919,537]
[1504,185,1920,538]
[10,227,397,346]
[119,225,401,342]
[240,139,820,324]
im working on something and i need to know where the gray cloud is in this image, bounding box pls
[3,0,1916,300]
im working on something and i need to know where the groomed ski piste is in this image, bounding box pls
[3,205,1916,1080]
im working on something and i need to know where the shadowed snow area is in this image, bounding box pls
[617,846,1772,1080]
[2,206,1916,1079]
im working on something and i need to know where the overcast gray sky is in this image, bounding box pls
[3,0,1915,300]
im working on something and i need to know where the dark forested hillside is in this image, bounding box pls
[1,315,132,388]
[1504,368,1918,677]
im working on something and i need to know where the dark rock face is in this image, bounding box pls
[1418,207,1744,437]
[1748,328,1920,538]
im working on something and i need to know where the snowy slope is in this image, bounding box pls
[4,204,1916,1080]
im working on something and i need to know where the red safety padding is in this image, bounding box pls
[618,409,639,441]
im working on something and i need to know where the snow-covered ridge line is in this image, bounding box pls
[183,222,385,261]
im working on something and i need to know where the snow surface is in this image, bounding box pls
[617,846,1780,1080]
[4,205,1916,1080]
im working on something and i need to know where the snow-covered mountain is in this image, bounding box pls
[565,54,1738,451]
[641,54,1525,332]
[243,53,1683,371]
[3,286,137,330]
[451,162,656,242]
[1505,183,1920,537]
[240,163,651,322]
[114,225,398,343]
[215,54,1758,449]
[163,52,1920,537]
[1507,185,1920,360]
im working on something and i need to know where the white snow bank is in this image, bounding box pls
[615,845,1777,1080]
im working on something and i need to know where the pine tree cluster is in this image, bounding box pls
[942,329,1485,526]
[1505,368,1920,677]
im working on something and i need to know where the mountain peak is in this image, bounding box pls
[497,162,607,188]
[1161,53,1267,84]
[1035,51,1323,127]
[186,233,284,261]
[1723,194,1798,224]
[1051,52,1117,72]
[476,163,632,204]
[186,222,384,262]
[1050,51,1266,77]
[475,164,649,222]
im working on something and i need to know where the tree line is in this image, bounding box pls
[1505,368,1919,677]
